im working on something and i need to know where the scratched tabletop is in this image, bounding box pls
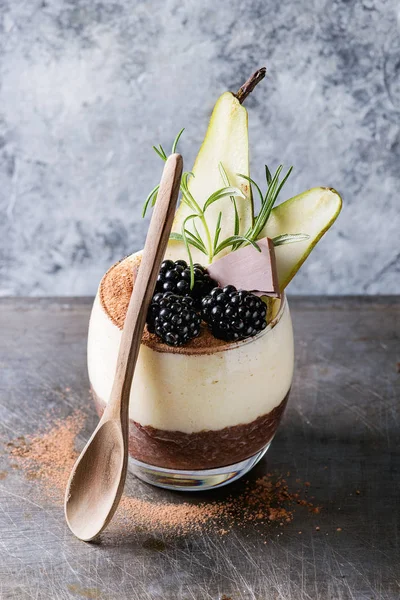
[0,297,399,600]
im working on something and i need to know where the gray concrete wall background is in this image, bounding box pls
[0,0,399,296]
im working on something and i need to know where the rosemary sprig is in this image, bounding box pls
[181,214,199,288]
[171,128,185,153]
[178,173,244,262]
[152,145,167,161]
[142,183,160,218]
[272,233,310,246]
[215,235,261,255]
[213,211,223,254]
[219,163,240,237]
[143,130,309,287]
[143,130,245,285]
[170,230,207,254]
[236,164,302,248]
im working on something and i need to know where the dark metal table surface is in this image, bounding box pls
[0,296,399,600]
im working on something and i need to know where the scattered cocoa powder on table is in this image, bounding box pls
[8,411,85,502]
[5,410,320,536]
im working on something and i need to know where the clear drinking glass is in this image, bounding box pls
[88,258,294,491]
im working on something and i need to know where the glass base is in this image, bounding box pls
[128,442,271,491]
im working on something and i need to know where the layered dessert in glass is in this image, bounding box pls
[88,252,293,489]
[87,69,341,490]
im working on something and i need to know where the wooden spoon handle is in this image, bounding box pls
[106,153,183,421]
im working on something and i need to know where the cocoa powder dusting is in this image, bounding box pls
[99,255,139,330]
[5,412,320,536]
[8,411,85,501]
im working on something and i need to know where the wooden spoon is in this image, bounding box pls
[65,153,183,541]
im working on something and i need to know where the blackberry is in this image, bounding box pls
[147,292,201,346]
[155,259,217,305]
[201,285,267,342]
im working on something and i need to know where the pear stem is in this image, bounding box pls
[235,67,267,104]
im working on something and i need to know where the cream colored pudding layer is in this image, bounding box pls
[87,277,294,434]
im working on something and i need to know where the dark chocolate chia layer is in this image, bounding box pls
[92,390,289,470]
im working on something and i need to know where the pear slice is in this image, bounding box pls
[260,187,342,290]
[261,296,277,322]
[166,92,253,263]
